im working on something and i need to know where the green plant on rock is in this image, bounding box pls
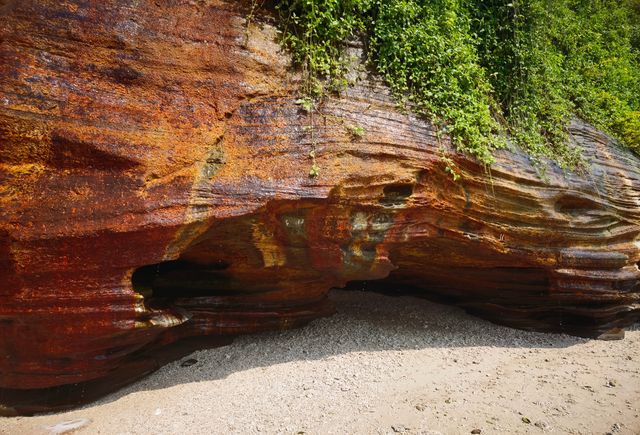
[345,123,365,140]
[274,0,640,170]
[615,111,640,155]
[277,0,367,177]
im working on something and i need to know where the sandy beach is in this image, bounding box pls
[1,290,639,435]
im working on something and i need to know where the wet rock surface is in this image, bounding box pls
[0,0,639,414]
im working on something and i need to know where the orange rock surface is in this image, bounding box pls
[0,0,638,414]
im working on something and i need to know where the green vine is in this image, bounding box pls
[274,0,640,169]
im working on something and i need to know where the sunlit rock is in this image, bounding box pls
[0,0,638,415]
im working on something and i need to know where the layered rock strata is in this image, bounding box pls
[0,0,638,415]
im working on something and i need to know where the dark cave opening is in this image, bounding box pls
[131,259,233,299]
[379,183,414,207]
[129,255,639,339]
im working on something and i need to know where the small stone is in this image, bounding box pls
[415,404,426,411]
[180,358,198,367]
[471,429,482,434]
[534,420,549,430]
[521,417,531,424]
[392,425,408,433]
[606,379,617,388]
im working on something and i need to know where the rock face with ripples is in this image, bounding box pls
[1,0,639,415]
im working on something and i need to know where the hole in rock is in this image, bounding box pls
[132,259,232,299]
[554,194,602,216]
[380,183,414,207]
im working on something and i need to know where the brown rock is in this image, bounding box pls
[0,0,639,415]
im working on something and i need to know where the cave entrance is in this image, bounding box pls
[131,259,233,300]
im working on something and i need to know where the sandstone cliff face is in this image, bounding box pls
[0,0,639,414]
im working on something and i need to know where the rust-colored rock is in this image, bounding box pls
[1,0,639,415]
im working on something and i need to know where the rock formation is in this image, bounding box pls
[0,0,638,415]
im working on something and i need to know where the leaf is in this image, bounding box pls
[296,97,315,112]
[309,164,319,178]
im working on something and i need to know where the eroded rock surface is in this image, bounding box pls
[0,0,639,415]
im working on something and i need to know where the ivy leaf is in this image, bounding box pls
[296,97,315,112]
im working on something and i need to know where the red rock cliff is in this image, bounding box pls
[0,0,639,415]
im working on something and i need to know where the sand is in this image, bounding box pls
[1,290,639,435]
